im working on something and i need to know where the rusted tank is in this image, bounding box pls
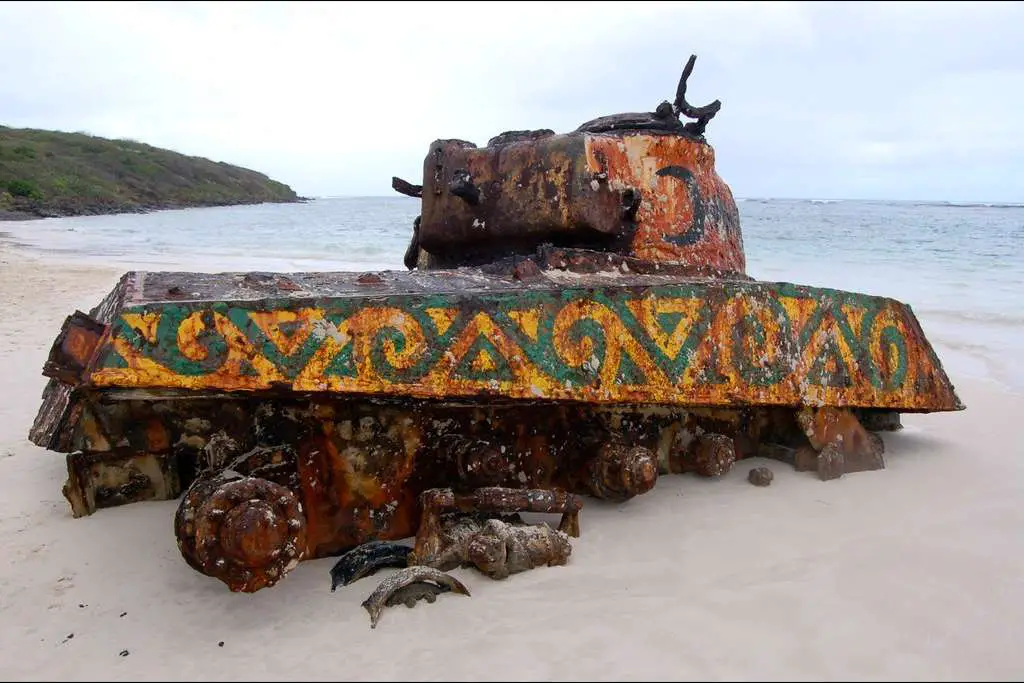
[29,55,963,593]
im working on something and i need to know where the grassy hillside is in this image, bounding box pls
[0,126,300,220]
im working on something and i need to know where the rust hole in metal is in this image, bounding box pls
[357,273,385,285]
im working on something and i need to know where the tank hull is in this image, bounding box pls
[38,269,961,412]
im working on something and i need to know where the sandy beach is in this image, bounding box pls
[1,245,1021,682]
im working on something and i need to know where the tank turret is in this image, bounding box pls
[396,55,744,277]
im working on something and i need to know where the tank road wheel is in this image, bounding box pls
[174,475,307,593]
[583,442,659,501]
[690,433,736,477]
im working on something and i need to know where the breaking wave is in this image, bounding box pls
[916,309,1024,329]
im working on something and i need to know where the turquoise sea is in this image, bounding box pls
[2,196,1021,392]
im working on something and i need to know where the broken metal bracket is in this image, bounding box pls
[42,311,107,386]
[410,486,583,567]
[673,54,721,136]
[392,176,423,198]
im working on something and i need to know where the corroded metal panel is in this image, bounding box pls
[30,273,133,450]
[417,134,623,255]
[584,133,744,272]
[42,311,107,385]
[84,279,962,412]
[63,449,180,518]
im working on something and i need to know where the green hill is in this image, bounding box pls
[0,126,301,220]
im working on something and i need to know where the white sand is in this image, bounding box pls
[1,247,1022,682]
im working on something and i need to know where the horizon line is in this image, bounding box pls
[307,194,1024,206]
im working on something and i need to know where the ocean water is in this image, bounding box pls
[2,197,1022,392]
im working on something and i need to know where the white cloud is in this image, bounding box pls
[1,1,1021,201]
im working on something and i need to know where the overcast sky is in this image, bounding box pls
[1,1,1022,202]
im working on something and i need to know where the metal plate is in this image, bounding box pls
[81,270,962,412]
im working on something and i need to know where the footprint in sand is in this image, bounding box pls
[54,575,75,595]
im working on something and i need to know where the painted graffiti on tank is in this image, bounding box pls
[89,283,957,411]
[654,166,704,247]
